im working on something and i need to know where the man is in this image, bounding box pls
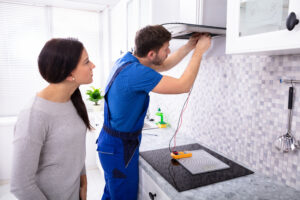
[97,25,211,200]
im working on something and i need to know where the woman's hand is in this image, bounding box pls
[79,175,87,200]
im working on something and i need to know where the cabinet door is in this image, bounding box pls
[138,168,171,200]
[111,1,127,61]
[226,0,300,55]
[149,0,180,25]
[179,0,227,27]
[126,0,139,52]
[139,0,151,27]
[179,0,198,24]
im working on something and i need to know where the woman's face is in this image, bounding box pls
[71,48,95,85]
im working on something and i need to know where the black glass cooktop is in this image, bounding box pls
[140,143,254,192]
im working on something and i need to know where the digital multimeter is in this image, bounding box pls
[170,151,192,159]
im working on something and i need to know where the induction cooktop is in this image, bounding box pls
[140,143,254,192]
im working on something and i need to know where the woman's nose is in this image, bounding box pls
[91,61,96,69]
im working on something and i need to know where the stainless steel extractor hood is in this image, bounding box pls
[162,22,226,39]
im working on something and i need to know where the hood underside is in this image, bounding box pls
[162,22,226,39]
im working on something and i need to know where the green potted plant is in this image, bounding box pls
[86,86,104,106]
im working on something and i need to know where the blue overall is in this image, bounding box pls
[97,60,151,200]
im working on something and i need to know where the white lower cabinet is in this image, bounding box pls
[138,168,171,200]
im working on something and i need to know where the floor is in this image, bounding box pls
[0,168,105,200]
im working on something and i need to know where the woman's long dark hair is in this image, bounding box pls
[38,38,91,130]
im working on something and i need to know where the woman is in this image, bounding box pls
[10,38,95,200]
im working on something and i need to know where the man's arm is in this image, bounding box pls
[152,34,211,94]
[153,34,201,72]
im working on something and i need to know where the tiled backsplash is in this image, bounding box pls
[149,53,300,190]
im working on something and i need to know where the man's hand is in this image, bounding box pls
[186,33,202,50]
[79,175,87,200]
[194,33,211,54]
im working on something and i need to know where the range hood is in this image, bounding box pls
[162,22,226,39]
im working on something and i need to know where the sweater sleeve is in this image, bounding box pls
[10,109,48,200]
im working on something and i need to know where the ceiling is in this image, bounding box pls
[2,0,121,11]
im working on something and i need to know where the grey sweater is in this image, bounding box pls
[11,96,87,200]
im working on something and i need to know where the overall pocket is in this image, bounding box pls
[97,143,115,155]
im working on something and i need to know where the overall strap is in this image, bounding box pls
[103,62,132,127]
[105,62,131,94]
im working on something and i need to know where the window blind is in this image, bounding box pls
[0,3,102,117]
[0,3,49,116]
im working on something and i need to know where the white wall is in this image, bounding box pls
[0,119,16,181]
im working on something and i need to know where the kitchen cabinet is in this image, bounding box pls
[138,167,171,200]
[179,0,227,27]
[110,0,180,60]
[87,109,104,172]
[111,0,227,59]
[110,0,140,60]
[141,0,180,25]
[110,0,127,61]
[140,0,226,27]
[226,0,300,55]
[126,0,139,52]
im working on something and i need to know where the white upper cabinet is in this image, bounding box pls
[109,0,228,60]
[140,0,180,25]
[179,0,198,24]
[179,0,227,27]
[110,0,140,60]
[126,0,139,52]
[226,0,300,55]
[110,1,127,61]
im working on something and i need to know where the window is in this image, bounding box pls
[0,3,101,117]
[0,3,48,116]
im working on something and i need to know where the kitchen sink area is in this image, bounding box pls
[143,121,158,130]
[143,115,159,130]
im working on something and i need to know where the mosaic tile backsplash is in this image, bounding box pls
[149,50,300,190]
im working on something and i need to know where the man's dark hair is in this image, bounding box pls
[134,25,171,57]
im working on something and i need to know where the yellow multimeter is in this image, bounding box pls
[170,151,192,159]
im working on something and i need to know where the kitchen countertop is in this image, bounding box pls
[139,127,300,200]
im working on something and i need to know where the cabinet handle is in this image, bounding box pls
[149,192,156,200]
[286,12,299,31]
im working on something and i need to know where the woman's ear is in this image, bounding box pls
[66,75,75,82]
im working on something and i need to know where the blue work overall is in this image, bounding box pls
[97,62,148,200]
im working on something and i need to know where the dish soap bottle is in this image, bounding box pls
[155,108,167,128]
